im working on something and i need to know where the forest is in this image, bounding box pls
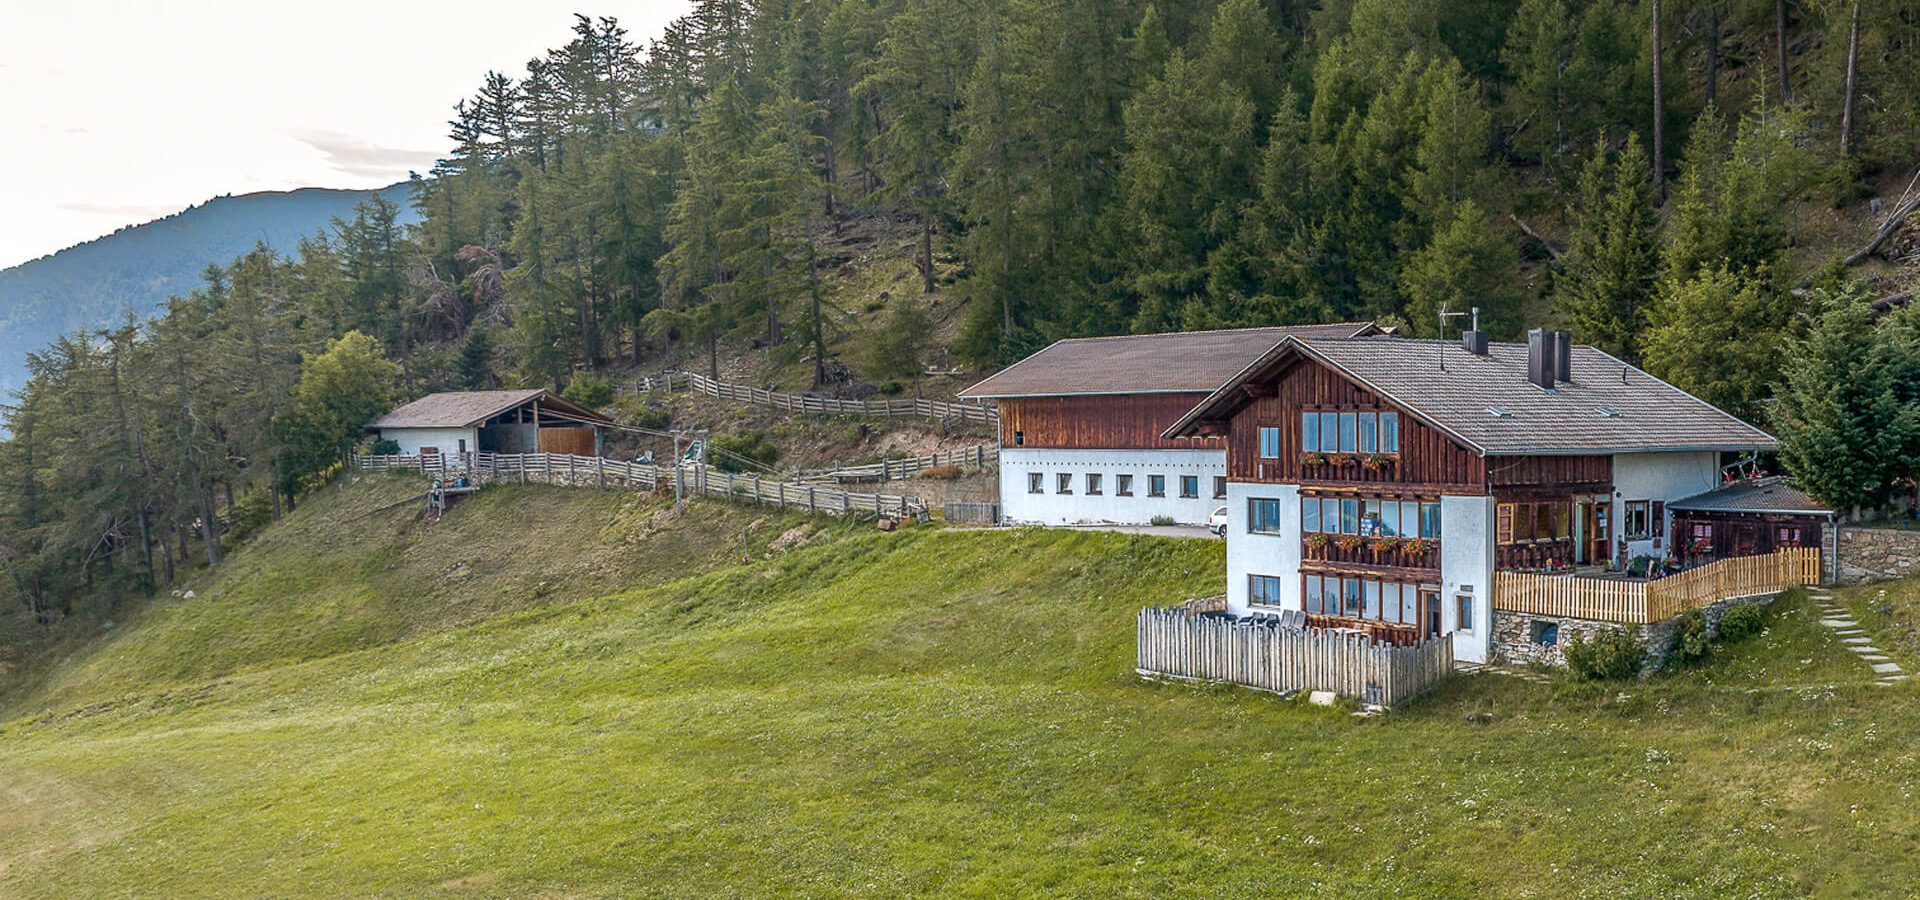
[3,0,1920,629]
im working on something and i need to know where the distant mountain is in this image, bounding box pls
[0,182,420,397]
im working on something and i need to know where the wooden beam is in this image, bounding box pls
[1242,382,1278,399]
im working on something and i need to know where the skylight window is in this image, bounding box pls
[1596,406,1622,418]
[1487,406,1512,418]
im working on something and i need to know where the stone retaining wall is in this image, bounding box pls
[1493,593,1777,671]
[1836,527,1920,584]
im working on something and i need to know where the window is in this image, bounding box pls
[1420,502,1442,540]
[1301,411,1401,455]
[1456,594,1475,632]
[1116,474,1134,497]
[1301,498,1320,533]
[1013,430,1024,446]
[457,438,468,454]
[1496,501,1571,544]
[1057,473,1073,495]
[1623,500,1652,541]
[1300,413,1318,452]
[1304,575,1327,615]
[1304,575,1426,624]
[1249,574,1286,608]
[1379,413,1399,453]
[1180,475,1199,498]
[1213,476,1228,499]
[1250,498,1286,534]
[1691,523,1714,541]
[1086,473,1103,495]
[1338,412,1357,452]
[1260,426,1282,458]
[1777,526,1803,547]
[1342,577,1362,616]
[1340,498,1358,534]
[1359,413,1378,452]
[1530,620,1559,646]
[1028,472,1044,494]
[1320,414,1339,453]
[1149,475,1166,497]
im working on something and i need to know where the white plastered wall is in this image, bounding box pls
[1611,451,1722,561]
[1225,481,1301,615]
[380,426,478,459]
[1441,493,1494,663]
[997,448,1227,525]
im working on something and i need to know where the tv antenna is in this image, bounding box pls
[1435,306,1478,371]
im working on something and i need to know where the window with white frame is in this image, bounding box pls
[1179,475,1199,498]
[1086,473,1103,495]
[1057,473,1073,495]
[1028,472,1044,494]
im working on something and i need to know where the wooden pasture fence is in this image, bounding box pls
[352,453,928,520]
[1494,547,1822,624]
[1135,607,1454,708]
[794,442,998,483]
[635,371,999,427]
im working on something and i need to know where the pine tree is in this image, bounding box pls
[1553,135,1658,361]
[1774,287,1920,511]
[1398,200,1523,337]
[1641,264,1791,421]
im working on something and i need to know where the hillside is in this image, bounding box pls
[2,476,1918,895]
[0,182,418,396]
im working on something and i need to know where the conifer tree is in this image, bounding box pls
[1553,135,1658,361]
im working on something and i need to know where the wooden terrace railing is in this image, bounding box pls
[1493,547,1822,624]
[635,371,999,427]
[1136,606,1453,708]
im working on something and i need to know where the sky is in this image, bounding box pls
[0,0,693,270]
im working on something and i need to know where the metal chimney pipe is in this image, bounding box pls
[1553,331,1573,382]
[1526,328,1555,389]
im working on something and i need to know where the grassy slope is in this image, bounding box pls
[1,480,1916,896]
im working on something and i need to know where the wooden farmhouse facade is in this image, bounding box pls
[369,390,611,462]
[958,323,1379,526]
[1163,328,1778,663]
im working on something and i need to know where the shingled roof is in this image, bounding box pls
[1166,335,1776,456]
[956,323,1380,399]
[1669,477,1834,515]
[369,390,610,429]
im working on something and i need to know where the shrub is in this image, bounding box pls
[710,432,779,473]
[1564,628,1646,680]
[921,465,964,480]
[1717,603,1768,643]
[1150,515,1177,526]
[613,395,671,430]
[561,372,616,409]
[369,438,401,456]
[1671,608,1711,662]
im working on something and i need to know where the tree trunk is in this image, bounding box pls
[1775,0,1794,104]
[920,216,936,294]
[708,334,720,382]
[198,487,223,567]
[1705,7,1721,106]
[1651,0,1666,203]
[1840,1,1861,156]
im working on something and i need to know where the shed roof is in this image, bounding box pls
[1166,335,1777,456]
[369,390,611,429]
[956,322,1381,399]
[1668,477,1834,516]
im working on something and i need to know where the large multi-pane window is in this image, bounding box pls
[1259,426,1282,458]
[1303,574,1423,625]
[1249,498,1286,534]
[1250,574,1287,607]
[1304,497,1441,539]
[1301,411,1400,453]
[1496,501,1572,544]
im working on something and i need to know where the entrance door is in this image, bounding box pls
[1589,501,1610,566]
[1420,589,1442,637]
[1732,523,1760,557]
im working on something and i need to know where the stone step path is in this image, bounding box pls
[1809,588,1907,686]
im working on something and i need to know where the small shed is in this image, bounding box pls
[369,390,611,460]
[1668,477,1835,564]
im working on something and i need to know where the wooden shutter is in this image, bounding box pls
[1496,504,1514,544]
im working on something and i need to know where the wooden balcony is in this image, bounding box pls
[1493,548,1821,624]
[1303,535,1440,571]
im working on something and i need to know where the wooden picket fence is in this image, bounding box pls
[793,442,998,483]
[1135,607,1454,708]
[1494,547,1822,624]
[352,452,928,520]
[635,371,998,427]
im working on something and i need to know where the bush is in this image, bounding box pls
[1564,628,1646,680]
[1150,515,1177,526]
[710,432,779,473]
[1717,603,1768,643]
[613,395,671,431]
[1671,608,1711,662]
[922,465,964,480]
[561,372,616,409]
[369,438,400,456]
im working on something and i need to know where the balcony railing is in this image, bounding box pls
[1303,535,1440,570]
[1493,548,1821,624]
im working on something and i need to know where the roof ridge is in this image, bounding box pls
[1046,322,1375,344]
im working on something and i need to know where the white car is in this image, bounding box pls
[1207,506,1229,537]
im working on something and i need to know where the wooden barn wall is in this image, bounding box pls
[998,393,1220,450]
[1673,510,1824,558]
[1226,358,1485,492]
[1486,455,1612,491]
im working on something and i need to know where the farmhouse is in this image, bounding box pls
[1163,327,1778,664]
[958,322,1380,526]
[370,390,610,462]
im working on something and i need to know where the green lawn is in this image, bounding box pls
[1,479,1915,896]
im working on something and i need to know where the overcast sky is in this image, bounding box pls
[0,1,693,269]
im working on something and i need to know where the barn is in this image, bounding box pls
[1667,476,1837,566]
[369,390,610,462]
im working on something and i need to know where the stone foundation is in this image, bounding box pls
[1492,593,1777,672]
[1837,527,1920,584]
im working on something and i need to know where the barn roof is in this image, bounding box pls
[1669,477,1834,516]
[1165,335,1777,456]
[955,323,1381,399]
[369,390,611,429]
